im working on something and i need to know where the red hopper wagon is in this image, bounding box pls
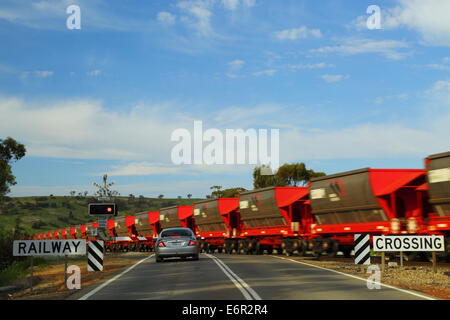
[70,226,80,239]
[109,216,133,251]
[53,230,61,240]
[133,212,155,251]
[424,151,450,259]
[193,198,240,254]
[309,168,429,258]
[237,186,313,255]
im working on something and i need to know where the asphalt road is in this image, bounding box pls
[70,253,433,300]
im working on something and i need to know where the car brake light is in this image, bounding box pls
[188,240,196,246]
[158,241,165,247]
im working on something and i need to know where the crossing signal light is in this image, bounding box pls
[88,203,117,216]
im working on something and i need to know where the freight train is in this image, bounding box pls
[28,151,450,261]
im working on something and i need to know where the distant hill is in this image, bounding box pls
[0,196,204,234]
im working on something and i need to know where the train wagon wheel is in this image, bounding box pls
[282,239,293,256]
[423,252,447,262]
[255,241,263,255]
[233,240,240,254]
[311,239,323,258]
[402,252,421,262]
[294,239,307,257]
[223,240,231,254]
[217,247,223,254]
[237,240,245,254]
[266,247,273,255]
[291,239,299,255]
[247,239,256,255]
[244,240,252,255]
[342,247,352,258]
[324,239,339,257]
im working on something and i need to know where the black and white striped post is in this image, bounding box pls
[354,234,371,265]
[87,240,104,271]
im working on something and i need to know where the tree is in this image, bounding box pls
[0,137,26,198]
[210,185,222,198]
[83,191,88,197]
[253,165,278,189]
[178,196,182,199]
[253,163,326,188]
[70,191,76,197]
[209,187,247,198]
[158,194,164,199]
[187,194,192,199]
[93,174,119,199]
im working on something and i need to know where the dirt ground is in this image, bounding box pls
[8,252,151,300]
[298,258,450,300]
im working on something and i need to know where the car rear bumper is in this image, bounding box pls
[156,246,199,257]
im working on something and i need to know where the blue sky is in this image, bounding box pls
[1,0,450,198]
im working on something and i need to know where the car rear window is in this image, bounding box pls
[160,229,193,238]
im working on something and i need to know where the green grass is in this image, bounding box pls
[0,196,204,235]
[0,257,53,286]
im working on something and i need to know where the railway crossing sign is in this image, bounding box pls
[373,235,445,252]
[13,240,86,256]
[354,234,371,265]
[87,241,104,271]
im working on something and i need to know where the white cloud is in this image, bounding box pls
[373,93,408,105]
[21,70,53,79]
[252,69,276,76]
[228,59,245,70]
[287,62,334,70]
[311,38,410,60]
[34,70,53,78]
[0,0,145,31]
[157,11,176,26]
[352,0,450,46]
[87,69,102,77]
[226,59,245,78]
[108,162,184,176]
[177,0,215,37]
[320,74,349,83]
[425,64,450,71]
[273,26,322,40]
[374,97,384,105]
[0,97,185,161]
[222,0,255,11]
[107,162,251,177]
[213,104,282,124]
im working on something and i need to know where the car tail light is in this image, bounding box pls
[188,240,196,246]
[158,241,166,247]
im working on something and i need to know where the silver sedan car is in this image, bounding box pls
[155,227,200,262]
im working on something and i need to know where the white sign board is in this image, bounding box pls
[13,240,86,256]
[373,236,445,252]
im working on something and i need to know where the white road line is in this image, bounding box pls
[205,253,262,300]
[79,254,154,300]
[270,255,435,300]
[212,255,262,300]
